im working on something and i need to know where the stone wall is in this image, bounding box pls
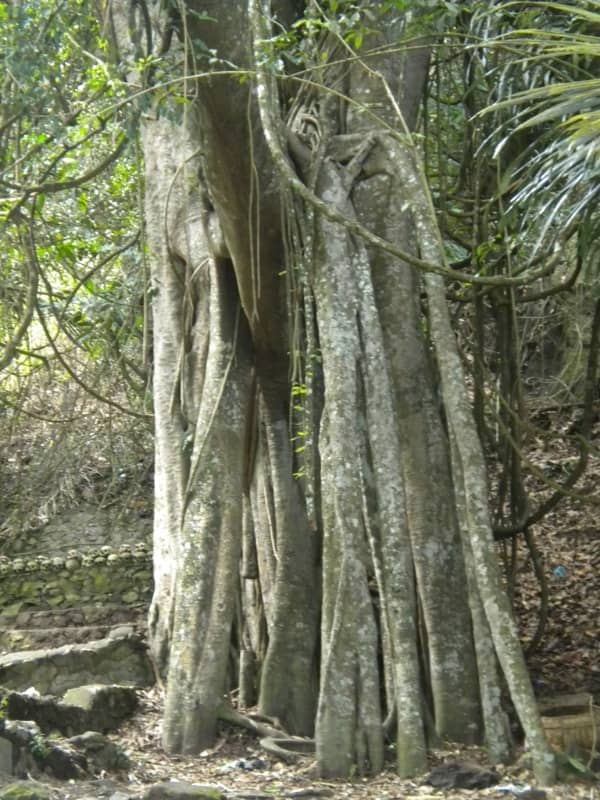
[1,508,151,557]
[0,544,152,617]
[0,506,153,653]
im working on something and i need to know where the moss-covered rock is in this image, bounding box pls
[0,781,52,799]
[144,783,223,800]
[0,550,152,615]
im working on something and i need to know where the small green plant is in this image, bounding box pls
[0,695,8,723]
[28,731,49,760]
[555,750,598,782]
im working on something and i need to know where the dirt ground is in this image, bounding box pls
[2,683,597,800]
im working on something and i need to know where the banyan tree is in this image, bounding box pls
[104,0,555,783]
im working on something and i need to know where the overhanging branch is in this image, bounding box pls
[248,0,561,290]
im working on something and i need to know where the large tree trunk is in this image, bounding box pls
[252,383,320,735]
[107,0,556,784]
[185,1,321,739]
[140,114,186,675]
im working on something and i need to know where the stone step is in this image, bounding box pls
[0,631,154,694]
[0,603,146,630]
[0,623,146,655]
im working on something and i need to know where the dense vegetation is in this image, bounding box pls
[0,0,150,525]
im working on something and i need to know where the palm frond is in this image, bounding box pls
[476,0,600,249]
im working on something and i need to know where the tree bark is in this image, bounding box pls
[162,259,252,752]
[405,142,557,785]
[140,114,186,674]
[107,0,558,784]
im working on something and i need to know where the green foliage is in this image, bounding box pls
[28,731,49,760]
[0,0,144,404]
[417,0,600,539]
[0,0,151,533]
[0,695,8,723]
[555,749,599,780]
[477,1,600,247]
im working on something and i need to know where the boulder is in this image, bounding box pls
[0,684,137,736]
[425,759,500,789]
[38,739,87,780]
[0,737,13,774]
[68,731,130,772]
[62,684,138,732]
[0,634,153,695]
[143,784,222,800]
[0,781,52,800]
[0,720,86,779]
[0,720,41,758]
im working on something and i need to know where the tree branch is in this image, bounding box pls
[0,220,39,373]
[249,2,564,289]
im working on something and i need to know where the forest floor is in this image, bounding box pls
[2,685,597,800]
[510,405,600,702]
[111,681,600,800]
[1,407,599,799]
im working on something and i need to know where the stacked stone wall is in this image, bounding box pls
[0,544,152,617]
[0,514,153,653]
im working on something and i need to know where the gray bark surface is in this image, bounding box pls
[103,0,557,784]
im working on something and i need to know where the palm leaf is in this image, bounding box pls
[476,0,600,248]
